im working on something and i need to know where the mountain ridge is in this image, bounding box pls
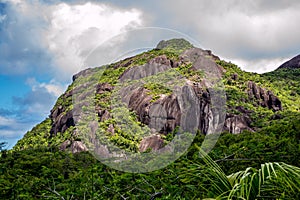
[2,38,299,200]
[277,54,300,70]
[12,39,300,156]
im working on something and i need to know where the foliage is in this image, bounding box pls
[144,82,172,97]
[194,147,300,200]
[13,118,52,151]
[6,40,300,199]
[156,38,194,53]
[1,141,299,199]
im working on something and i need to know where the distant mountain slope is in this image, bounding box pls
[277,54,300,69]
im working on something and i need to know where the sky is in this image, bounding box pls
[0,0,299,148]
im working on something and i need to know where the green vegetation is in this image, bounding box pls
[13,118,52,151]
[144,81,173,102]
[156,38,194,53]
[4,40,300,199]
[217,60,300,128]
[194,148,300,199]
[1,131,299,199]
[175,62,205,82]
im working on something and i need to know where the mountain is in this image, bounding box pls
[2,38,300,199]
[13,39,299,154]
[277,54,300,69]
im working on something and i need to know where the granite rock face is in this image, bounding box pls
[50,108,75,136]
[139,135,164,152]
[224,114,253,134]
[247,81,282,111]
[49,43,224,153]
[117,48,226,138]
[71,141,88,154]
[46,39,285,154]
[119,55,173,82]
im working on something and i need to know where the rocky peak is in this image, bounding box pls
[18,38,289,154]
[118,47,225,137]
[156,38,194,51]
[119,55,173,82]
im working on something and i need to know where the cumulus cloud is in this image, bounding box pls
[0,1,51,75]
[0,112,39,149]
[231,57,291,73]
[26,78,66,97]
[0,115,15,127]
[0,76,66,146]
[158,0,300,72]
[0,1,144,148]
[0,77,64,146]
[0,1,143,80]
[0,115,30,139]
[12,78,66,117]
[0,14,6,22]
[44,2,143,79]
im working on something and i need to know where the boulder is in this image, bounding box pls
[139,135,164,152]
[247,81,282,111]
[224,114,253,134]
[119,55,172,82]
[59,140,71,151]
[96,83,114,94]
[71,141,88,154]
[50,110,75,136]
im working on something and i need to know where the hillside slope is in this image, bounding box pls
[13,39,299,156]
[278,54,300,70]
[2,39,299,199]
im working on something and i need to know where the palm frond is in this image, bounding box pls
[195,145,300,199]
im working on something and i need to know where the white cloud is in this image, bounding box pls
[44,2,143,79]
[0,130,21,138]
[230,57,291,74]
[9,78,66,119]
[26,78,66,97]
[1,1,143,79]
[0,116,15,127]
[158,0,300,72]
[0,14,6,23]
[43,82,65,97]
[0,115,29,139]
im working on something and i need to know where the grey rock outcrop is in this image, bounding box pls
[71,141,88,154]
[118,50,226,137]
[50,108,75,136]
[139,134,164,152]
[47,39,287,156]
[224,114,253,134]
[247,81,282,111]
[119,55,172,82]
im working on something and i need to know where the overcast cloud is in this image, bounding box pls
[2,0,299,76]
[1,0,143,80]
[158,0,300,71]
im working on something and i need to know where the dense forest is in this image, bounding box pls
[1,39,299,199]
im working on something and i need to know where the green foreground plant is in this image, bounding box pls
[193,145,300,200]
